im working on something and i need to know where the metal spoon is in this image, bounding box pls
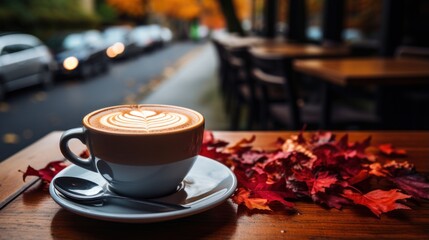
[53,176,189,211]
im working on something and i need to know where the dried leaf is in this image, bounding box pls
[389,174,429,200]
[198,131,429,217]
[21,160,68,184]
[379,144,407,157]
[342,189,411,217]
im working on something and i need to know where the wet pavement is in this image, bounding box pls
[0,41,204,162]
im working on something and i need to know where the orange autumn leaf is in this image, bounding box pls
[107,0,146,17]
[378,144,407,157]
[232,188,271,211]
[150,0,201,20]
[368,162,389,177]
[342,189,411,217]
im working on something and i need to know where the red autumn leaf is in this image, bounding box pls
[200,145,230,161]
[234,170,295,210]
[202,131,229,148]
[347,169,369,185]
[199,131,429,216]
[379,144,407,157]
[239,150,266,165]
[227,135,256,153]
[313,192,351,209]
[275,137,285,147]
[389,174,429,200]
[80,149,90,158]
[311,172,338,195]
[21,160,68,184]
[199,131,231,161]
[342,189,411,217]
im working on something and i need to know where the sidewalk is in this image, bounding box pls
[140,43,229,130]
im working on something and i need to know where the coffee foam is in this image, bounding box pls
[86,105,202,134]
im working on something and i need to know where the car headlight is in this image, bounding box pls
[63,56,79,70]
[106,42,125,58]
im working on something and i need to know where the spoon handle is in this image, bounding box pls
[105,194,189,210]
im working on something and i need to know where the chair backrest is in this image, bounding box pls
[249,51,301,129]
[395,46,429,60]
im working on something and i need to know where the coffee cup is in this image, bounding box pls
[59,104,205,198]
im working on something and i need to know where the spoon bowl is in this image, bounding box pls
[53,176,189,211]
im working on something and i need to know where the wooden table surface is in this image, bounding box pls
[294,57,429,86]
[250,43,349,59]
[1,131,429,239]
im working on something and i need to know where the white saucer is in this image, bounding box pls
[49,155,237,223]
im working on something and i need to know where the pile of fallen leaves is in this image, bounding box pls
[200,131,429,217]
[21,131,428,217]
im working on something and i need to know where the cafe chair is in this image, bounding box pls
[211,38,231,104]
[391,46,429,129]
[223,46,261,130]
[250,53,379,130]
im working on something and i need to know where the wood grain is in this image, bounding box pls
[294,58,429,86]
[0,131,86,209]
[250,43,349,59]
[1,131,428,239]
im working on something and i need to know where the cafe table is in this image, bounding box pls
[293,58,429,129]
[1,131,428,239]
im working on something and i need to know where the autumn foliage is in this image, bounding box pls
[200,131,429,217]
[21,130,429,218]
[106,0,250,29]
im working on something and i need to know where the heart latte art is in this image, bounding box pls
[86,105,202,133]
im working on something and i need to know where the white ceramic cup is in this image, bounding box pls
[59,104,205,198]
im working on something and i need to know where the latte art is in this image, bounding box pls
[86,105,203,134]
[100,110,189,132]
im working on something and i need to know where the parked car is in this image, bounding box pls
[46,30,110,78]
[161,27,173,45]
[0,33,55,100]
[130,26,156,52]
[103,26,140,59]
[146,24,164,48]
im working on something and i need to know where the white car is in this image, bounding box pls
[0,33,56,100]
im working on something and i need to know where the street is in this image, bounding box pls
[0,41,201,162]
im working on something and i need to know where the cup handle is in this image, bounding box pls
[59,127,97,172]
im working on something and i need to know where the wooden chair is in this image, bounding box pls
[224,46,261,130]
[249,52,379,130]
[391,46,429,129]
[211,38,231,100]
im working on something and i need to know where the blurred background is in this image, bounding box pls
[1,0,429,162]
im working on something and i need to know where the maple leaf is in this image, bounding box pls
[232,188,271,211]
[202,131,229,148]
[383,160,414,176]
[200,131,231,162]
[21,160,68,184]
[368,162,389,177]
[234,170,295,210]
[311,171,338,195]
[389,174,429,200]
[347,169,370,185]
[379,144,407,157]
[203,131,429,217]
[200,145,230,161]
[342,189,412,217]
[227,135,256,154]
[313,192,351,209]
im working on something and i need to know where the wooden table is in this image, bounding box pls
[294,58,429,128]
[1,131,429,239]
[250,43,349,59]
